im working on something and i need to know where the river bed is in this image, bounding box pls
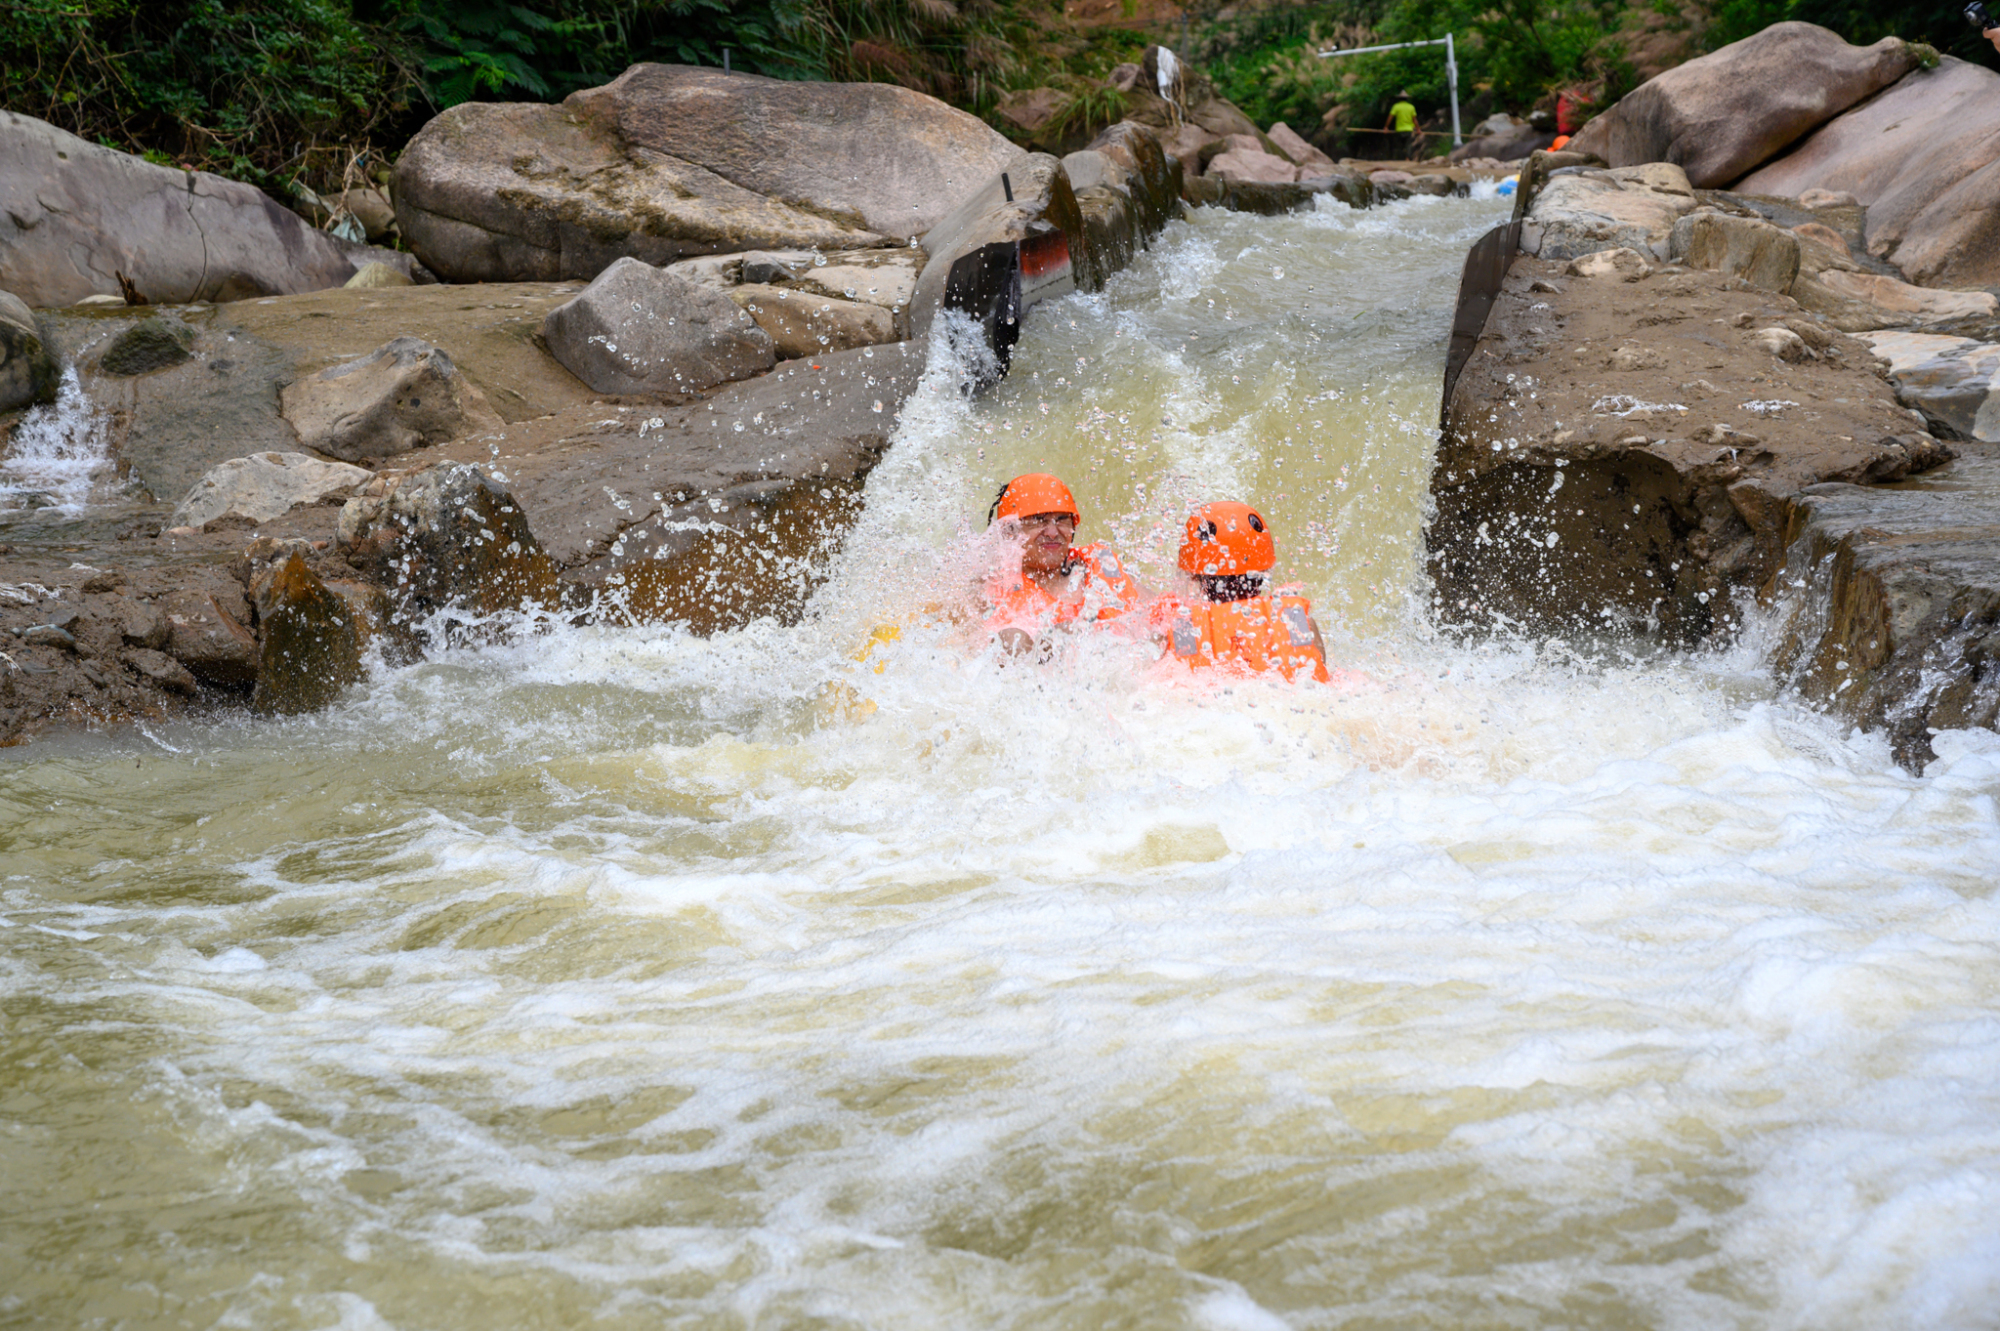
[4,192,1999,1330]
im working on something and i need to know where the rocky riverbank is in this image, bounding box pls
[1436,25,2000,766]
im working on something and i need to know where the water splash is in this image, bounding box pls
[0,367,114,515]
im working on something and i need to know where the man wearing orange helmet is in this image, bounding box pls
[983,472,1141,654]
[1153,500,1330,683]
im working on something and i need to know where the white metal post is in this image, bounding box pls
[1445,33,1460,146]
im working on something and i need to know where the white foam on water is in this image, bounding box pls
[0,366,115,515]
[4,194,1999,1330]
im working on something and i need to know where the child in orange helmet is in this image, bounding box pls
[983,472,1142,654]
[1153,501,1330,683]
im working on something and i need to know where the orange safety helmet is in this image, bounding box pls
[1179,501,1276,576]
[1550,134,1572,151]
[990,473,1081,526]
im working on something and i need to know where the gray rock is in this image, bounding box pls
[123,647,196,694]
[0,290,58,413]
[0,110,363,306]
[474,341,928,633]
[663,254,743,289]
[910,154,1089,353]
[542,257,775,395]
[394,66,1023,283]
[172,451,374,529]
[1857,331,2000,440]
[1669,212,1802,293]
[280,337,505,463]
[1267,122,1337,176]
[1568,23,1917,188]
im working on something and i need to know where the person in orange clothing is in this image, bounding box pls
[1153,500,1330,683]
[981,472,1141,655]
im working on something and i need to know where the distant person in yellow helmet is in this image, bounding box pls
[1384,90,1421,162]
[1151,501,1330,683]
[982,473,1141,655]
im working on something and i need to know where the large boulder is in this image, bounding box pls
[1736,56,2000,289]
[394,65,1024,284]
[1083,123,1183,242]
[0,290,58,413]
[280,337,505,463]
[1521,163,1699,261]
[0,111,365,307]
[172,452,373,529]
[1568,23,1917,188]
[541,258,776,395]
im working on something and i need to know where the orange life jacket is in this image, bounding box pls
[984,542,1139,633]
[1157,593,1330,683]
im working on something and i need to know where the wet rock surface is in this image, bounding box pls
[0,291,57,414]
[427,341,927,632]
[248,547,363,714]
[1772,453,2000,767]
[1434,249,1946,643]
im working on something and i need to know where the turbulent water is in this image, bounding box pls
[6,192,2000,1331]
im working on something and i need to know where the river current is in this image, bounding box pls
[5,192,1999,1330]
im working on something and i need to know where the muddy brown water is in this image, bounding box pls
[4,190,1998,1329]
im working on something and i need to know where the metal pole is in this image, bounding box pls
[1445,33,1460,146]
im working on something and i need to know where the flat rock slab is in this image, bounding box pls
[1523,163,1698,262]
[429,341,928,632]
[172,451,372,529]
[42,284,598,503]
[1857,330,2000,441]
[1433,250,1945,642]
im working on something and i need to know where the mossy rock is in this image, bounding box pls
[0,292,60,412]
[100,318,195,375]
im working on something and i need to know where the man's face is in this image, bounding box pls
[1010,512,1076,574]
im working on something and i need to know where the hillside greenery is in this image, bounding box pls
[0,0,1990,194]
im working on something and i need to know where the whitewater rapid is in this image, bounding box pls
[3,189,1998,1331]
